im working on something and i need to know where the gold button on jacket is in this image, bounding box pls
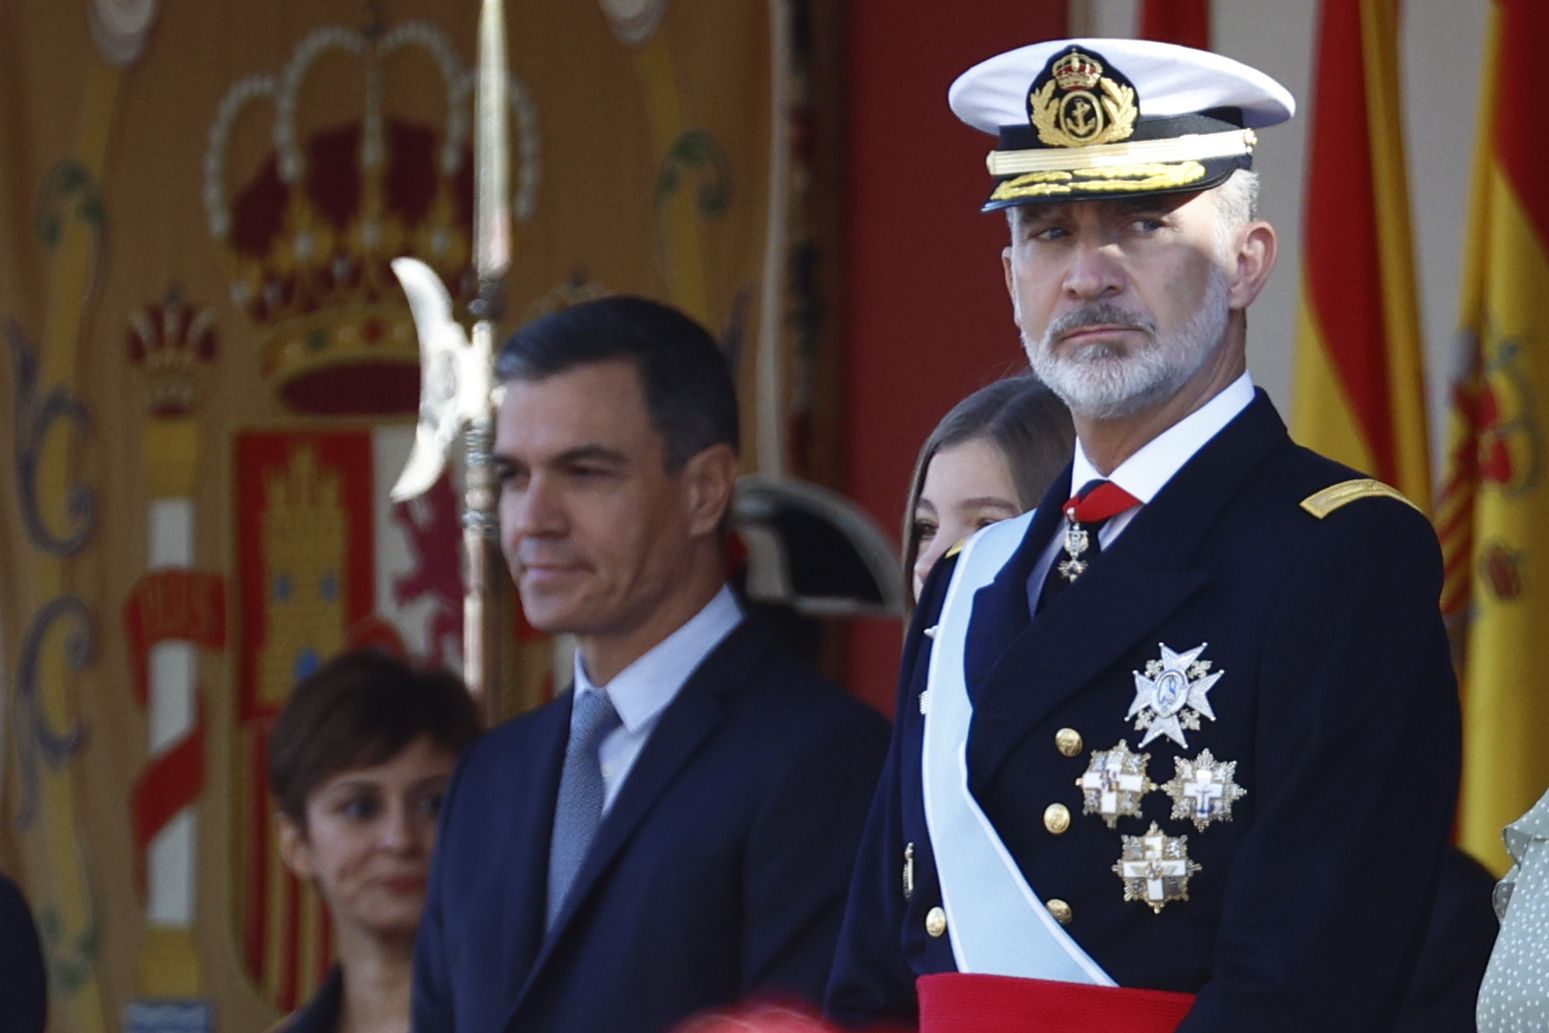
[1043,802,1071,835]
[925,906,947,938]
[1055,728,1084,757]
[1046,898,1073,925]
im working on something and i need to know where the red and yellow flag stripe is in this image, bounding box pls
[1437,0,1549,873]
[1293,0,1431,509]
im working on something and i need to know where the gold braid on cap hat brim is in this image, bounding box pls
[991,163,1209,201]
[986,127,1257,177]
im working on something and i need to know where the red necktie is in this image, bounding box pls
[1063,479,1142,525]
[1036,479,1141,612]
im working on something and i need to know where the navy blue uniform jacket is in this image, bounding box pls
[413,617,888,1033]
[826,393,1461,1032]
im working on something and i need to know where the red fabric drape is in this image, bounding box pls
[1138,0,1212,49]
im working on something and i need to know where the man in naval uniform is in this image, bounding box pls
[825,38,1460,1033]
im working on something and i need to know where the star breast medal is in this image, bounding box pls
[1113,822,1201,913]
[1127,642,1222,749]
[1076,739,1155,828]
[1161,749,1246,832]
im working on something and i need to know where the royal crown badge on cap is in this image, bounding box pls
[948,38,1295,211]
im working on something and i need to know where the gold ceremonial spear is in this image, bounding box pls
[389,0,510,720]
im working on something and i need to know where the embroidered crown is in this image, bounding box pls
[203,19,539,415]
[1051,49,1103,91]
[127,288,219,418]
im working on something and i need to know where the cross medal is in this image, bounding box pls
[1058,518,1091,581]
[1114,822,1201,913]
[1127,642,1223,749]
[1076,739,1154,828]
[1161,749,1246,832]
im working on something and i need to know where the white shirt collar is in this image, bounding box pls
[1069,372,1256,503]
[573,584,744,734]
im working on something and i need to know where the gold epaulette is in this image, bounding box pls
[1299,478,1421,519]
[945,539,966,559]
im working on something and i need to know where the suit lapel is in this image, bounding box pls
[967,393,1289,789]
[504,619,769,1023]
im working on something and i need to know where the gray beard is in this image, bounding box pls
[1023,269,1232,421]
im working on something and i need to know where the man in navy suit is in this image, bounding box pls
[826,38,1460,1033]
[412,296,887,1033]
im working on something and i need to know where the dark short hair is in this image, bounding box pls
[903,375,1075,607]
[267,650,482,824]
[495,296,739,470]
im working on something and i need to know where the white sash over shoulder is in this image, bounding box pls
[921,512,1115,985]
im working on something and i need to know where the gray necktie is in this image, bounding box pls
[546,690,622,928]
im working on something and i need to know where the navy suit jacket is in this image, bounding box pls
[826,393,1461,1032]
[413,617,888,1033]
[271,967,341,1033]
[0,874,46,1033]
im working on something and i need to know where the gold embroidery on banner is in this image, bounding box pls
[1299,479,1421,519]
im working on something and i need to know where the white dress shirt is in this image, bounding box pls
[1026,373,1257,610]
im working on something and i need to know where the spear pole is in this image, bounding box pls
[390,0,510,723]
[463,0,510,719]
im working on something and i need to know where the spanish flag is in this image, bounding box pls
[1436,0,1549,873]
[1292,0,1431,509]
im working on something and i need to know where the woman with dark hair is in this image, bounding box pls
[267,650,481,1033]
[903,375,1074,606]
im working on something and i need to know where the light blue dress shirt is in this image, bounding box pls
[570,584,744,813]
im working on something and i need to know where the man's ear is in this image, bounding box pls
[1002,246,1019,320]
[1227,220,1278,310]
[277,814,314,881]
[680,443,740,538]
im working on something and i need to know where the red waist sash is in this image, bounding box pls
[917,973,1195,1033]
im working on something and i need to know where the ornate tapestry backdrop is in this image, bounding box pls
[0,1,836,1028]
